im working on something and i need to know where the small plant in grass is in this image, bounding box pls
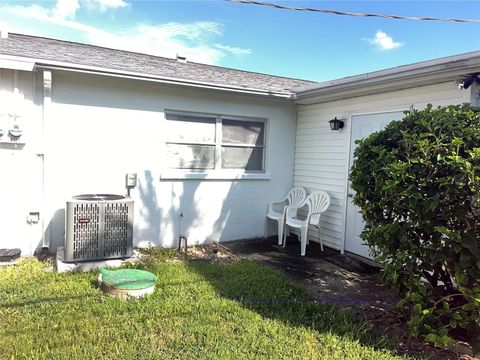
[349,104,480,351]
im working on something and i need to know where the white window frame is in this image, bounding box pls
[162,110,270,180]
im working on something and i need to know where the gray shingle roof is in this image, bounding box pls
[0,33,317,94]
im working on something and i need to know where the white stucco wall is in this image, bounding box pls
[39,71,297,252]
[0,68,43,255]
[293,82,473,252]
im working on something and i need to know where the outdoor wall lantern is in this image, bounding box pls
[329,117,344,131]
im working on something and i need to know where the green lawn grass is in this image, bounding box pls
[0,255,404,359]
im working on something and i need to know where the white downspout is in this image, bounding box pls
[41,70,52,249]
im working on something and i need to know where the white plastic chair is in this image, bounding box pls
[266,187,306,245]
[283,191,331,256]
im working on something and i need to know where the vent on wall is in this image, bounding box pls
[64,194,134,262]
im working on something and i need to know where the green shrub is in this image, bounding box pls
[350,104,480,350]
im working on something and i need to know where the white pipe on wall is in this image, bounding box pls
[41,70,51,249]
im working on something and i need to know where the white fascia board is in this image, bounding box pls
[31,60,293,99]
[295,51,480,105]
[0,54,35,71]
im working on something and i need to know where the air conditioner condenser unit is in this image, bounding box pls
[64,194,134,262]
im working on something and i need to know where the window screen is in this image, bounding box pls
[221,146,264,171]
[221,119,265,171]
[165,112,265,172]
[165,113,216,143]
[221,119,264,146]
[166,144,215,169]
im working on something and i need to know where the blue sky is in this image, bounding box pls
[0,0,479,81]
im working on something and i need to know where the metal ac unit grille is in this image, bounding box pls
[104,202,130,258]
[65,194,133,262]
[73,202,100,260]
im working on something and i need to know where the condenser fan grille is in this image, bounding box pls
[65,194,134,262]
[73,202,100,260]
[104,202,130,258]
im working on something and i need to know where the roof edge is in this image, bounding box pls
[294,51,480,104]
[0,53,295,99]
[6,31,315,84]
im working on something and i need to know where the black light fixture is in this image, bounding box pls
[329,117,344,131]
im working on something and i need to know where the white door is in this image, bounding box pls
[345,112,404,259]
[0,150,43,255]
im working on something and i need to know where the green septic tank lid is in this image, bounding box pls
[99,268,157,290]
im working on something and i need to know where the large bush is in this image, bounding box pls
[350,104,480,349]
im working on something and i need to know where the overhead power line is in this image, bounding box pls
[227,0,480,23]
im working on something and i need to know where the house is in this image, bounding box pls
[1,31,479,259]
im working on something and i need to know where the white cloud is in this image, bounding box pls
[215,44,252,56]
[88,23,227,64]
[83,0,129,11]
[0,0,251,64]
[53,0,80,19]
[1,3,104,33]
[135,21,223,43]
[365,30,403,51]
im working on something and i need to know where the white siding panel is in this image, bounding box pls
[294,159,345,167]
[297,181,345,194]
[296,147,346,155]
[294,81,472,252]
[294,164,345,173]
[295,144,347,151]
[294,170,345,180]
[295,133,349,142]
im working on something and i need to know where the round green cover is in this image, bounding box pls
[100,268,157,290]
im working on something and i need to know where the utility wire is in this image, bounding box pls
[227,0,480,23]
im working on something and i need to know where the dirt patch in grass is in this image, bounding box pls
[138,242,239,264]
[183,243,240,263]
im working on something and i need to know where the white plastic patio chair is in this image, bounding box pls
[283,191,331,256]
[266,187,306,246]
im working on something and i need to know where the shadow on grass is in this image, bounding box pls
[0,294,101,308]
[184,259,397,355]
